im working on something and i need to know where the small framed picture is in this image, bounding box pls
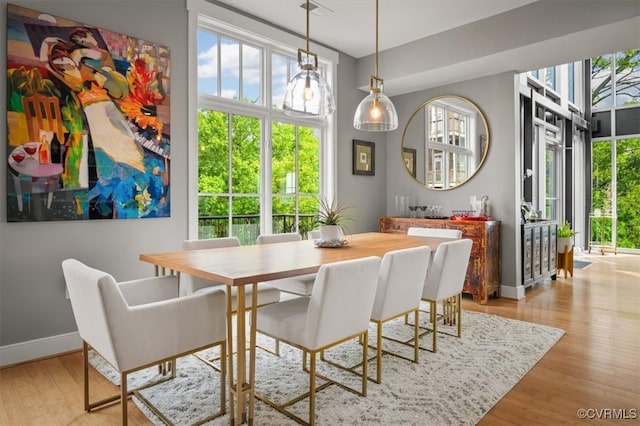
[352,139,375,176]
[402,147,417,178]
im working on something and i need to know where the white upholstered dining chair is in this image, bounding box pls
[181,237,282,358]
[420,238,473,352]
[254,256,382,426]
[181,237,281,309]
[369,246,431,383]
[256,232,316,297]
[61,258,227,426]
[407,226,463,327]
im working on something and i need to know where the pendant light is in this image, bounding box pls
[353,0,398,131]
[282,0,335,118]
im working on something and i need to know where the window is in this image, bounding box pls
[592,54,613,108]
[545,66,557,91]
[197,30,262,104]
[568,62,575,104]
[425,101,474,188]
[271,122,320,236]
[532,118,563,221]
[197,110,262,244]
[591,50,640,251]
[614,50,640,107]
[193,12,335,243]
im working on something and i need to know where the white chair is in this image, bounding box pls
[256,232,301,245]
[181,237,281,309]
[407,226,463,239]
[256,233,316,296]
[420,239,473,352]
[182,237,282,358]
[369,246,431,383]
[61,258,227,426]
[407,226,463,326]
[254,256,382,426]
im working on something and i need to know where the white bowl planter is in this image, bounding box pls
[320,225,341,242]
[557,236,573,253]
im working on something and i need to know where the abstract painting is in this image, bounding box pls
[6,4,171,221]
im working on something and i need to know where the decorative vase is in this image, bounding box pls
[557,236,573,253]
[320,225,341,242]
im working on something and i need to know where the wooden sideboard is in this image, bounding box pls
[521,221,558,287]
[380,217,500,304]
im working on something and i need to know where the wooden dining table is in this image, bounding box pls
[139,232,450,425]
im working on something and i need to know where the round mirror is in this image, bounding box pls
[401,95,489,190]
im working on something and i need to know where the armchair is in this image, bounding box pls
[256,233,316,296]
[254,256,381,425]
[61,258,227,425]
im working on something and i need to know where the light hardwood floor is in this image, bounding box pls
[1,252,638,425]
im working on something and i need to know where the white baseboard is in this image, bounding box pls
[0,332,82,368]
[500,285,526,300]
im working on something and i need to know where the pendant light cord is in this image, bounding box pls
[306,0,311,52]
[374,0,379,79]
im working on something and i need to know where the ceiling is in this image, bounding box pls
[210,0,640,95]
[211,0,538,58]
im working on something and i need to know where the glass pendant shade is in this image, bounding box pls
[353,86,398,131]
[282,0,335,119]
[283,67,336,118]
[353,0,398,132]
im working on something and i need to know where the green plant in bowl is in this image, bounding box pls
[312,197,353,241]
[557,220,577,253]
[557,221,578,237]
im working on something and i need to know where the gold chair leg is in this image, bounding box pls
[121,371,128,426]
[362,331,368,396]
[220,341,227,417]
[226,290,235,423]
[83,342,120,412]
[309,351,316,426]
[413,309,420,363]
[376,322,383,384]
[431,300,437,352]
[457,293,462,338]
[83,341,89,412]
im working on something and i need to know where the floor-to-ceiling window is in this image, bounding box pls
[591,50,640,252]
[192,11,335,244]
[521,63,586,225]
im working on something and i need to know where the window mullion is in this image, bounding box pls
[227,113,233,231]
[262,119,272,235]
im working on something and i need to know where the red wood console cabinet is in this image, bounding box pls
[380,217,501,304]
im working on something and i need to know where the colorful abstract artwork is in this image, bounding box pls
[6,4,170,221]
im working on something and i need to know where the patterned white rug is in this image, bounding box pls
[90,306,564,425]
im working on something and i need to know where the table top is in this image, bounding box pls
[140,232,449,286]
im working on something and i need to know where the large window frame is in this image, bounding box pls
[590,50,640,252]
[187,1,338,241]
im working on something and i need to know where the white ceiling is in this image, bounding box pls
[210,0,640,95]
[211,0,538,58]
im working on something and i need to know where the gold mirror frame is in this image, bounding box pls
[401,95,490,190]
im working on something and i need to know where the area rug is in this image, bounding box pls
[90,305,564,425]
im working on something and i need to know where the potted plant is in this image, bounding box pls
[313,197,353,241]
[557,221,577,253]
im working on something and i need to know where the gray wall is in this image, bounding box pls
[0,0,520,364]
[0,1,190,350]
[337,53,388,234]
[0,0,389,358]
[387,73,520,288]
